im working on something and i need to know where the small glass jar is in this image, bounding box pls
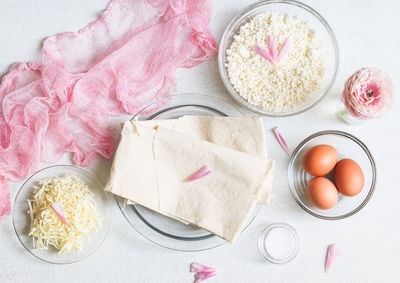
[338,103,366,125]
[258,222,299,264]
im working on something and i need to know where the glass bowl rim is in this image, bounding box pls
[131,93,245,121]
[217,0,340,117]
[12,164,110,264]
[116,195,262,252]
[288,130,377,220]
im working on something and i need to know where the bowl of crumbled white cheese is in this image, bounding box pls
[218,0,339,116]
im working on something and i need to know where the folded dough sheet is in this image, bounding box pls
[104,116,275,242]
[132,116,274,204]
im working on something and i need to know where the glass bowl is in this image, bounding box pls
[288,131,376,220]
[218,0,339,116]
[258,222,299,264]
[117,93,261,251]
[13,165,110,264]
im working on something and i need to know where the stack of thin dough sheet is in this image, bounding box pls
[104,116,275,243]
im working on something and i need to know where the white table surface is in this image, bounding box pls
[1,0,399,282]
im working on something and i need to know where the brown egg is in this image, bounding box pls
[334,159,365,196]
[307,177,338,210]
[302,145,338,176]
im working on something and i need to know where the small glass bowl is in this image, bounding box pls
[13,165,110,264]
[288,131,376,220]
[218,0,339,117]
[258,222,299,264]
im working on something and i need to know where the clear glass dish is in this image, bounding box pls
[258,222,299,264]
[288,131,376,220]
[117,93,261,251]
[218,0,339,117]
[13,165,110,264]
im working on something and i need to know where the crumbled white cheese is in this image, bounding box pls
[226,13,326,112]
[28,174,102,254]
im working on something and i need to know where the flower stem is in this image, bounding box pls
[338,104,366,125]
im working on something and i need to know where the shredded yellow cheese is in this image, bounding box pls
[28,174,102,254]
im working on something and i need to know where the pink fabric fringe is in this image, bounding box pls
[0,0,217,221]
[0,179,10,221]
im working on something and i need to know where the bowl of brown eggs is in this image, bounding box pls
[288,130,376,220]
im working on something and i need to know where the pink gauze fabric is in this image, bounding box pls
[0,0,218,222]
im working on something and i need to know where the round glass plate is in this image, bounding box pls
[13,165,111,264]
[117,93,261,251]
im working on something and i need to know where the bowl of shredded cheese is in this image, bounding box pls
[13,165,110,264]
[218,0,339,116]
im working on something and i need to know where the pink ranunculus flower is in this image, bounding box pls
[342,67,394,119]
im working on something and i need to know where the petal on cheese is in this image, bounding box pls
[28,174,102,254]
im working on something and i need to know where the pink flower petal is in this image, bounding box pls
[190,262,216,273]
[325,244,341,272]
[194,271,218,283]
[266,35,278,59]
[276,38,293,62]
[255,36,292,64]
[50,202,69,226]
[272,127,290,155]
[185,166,212,182]
[254,44,275,64]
